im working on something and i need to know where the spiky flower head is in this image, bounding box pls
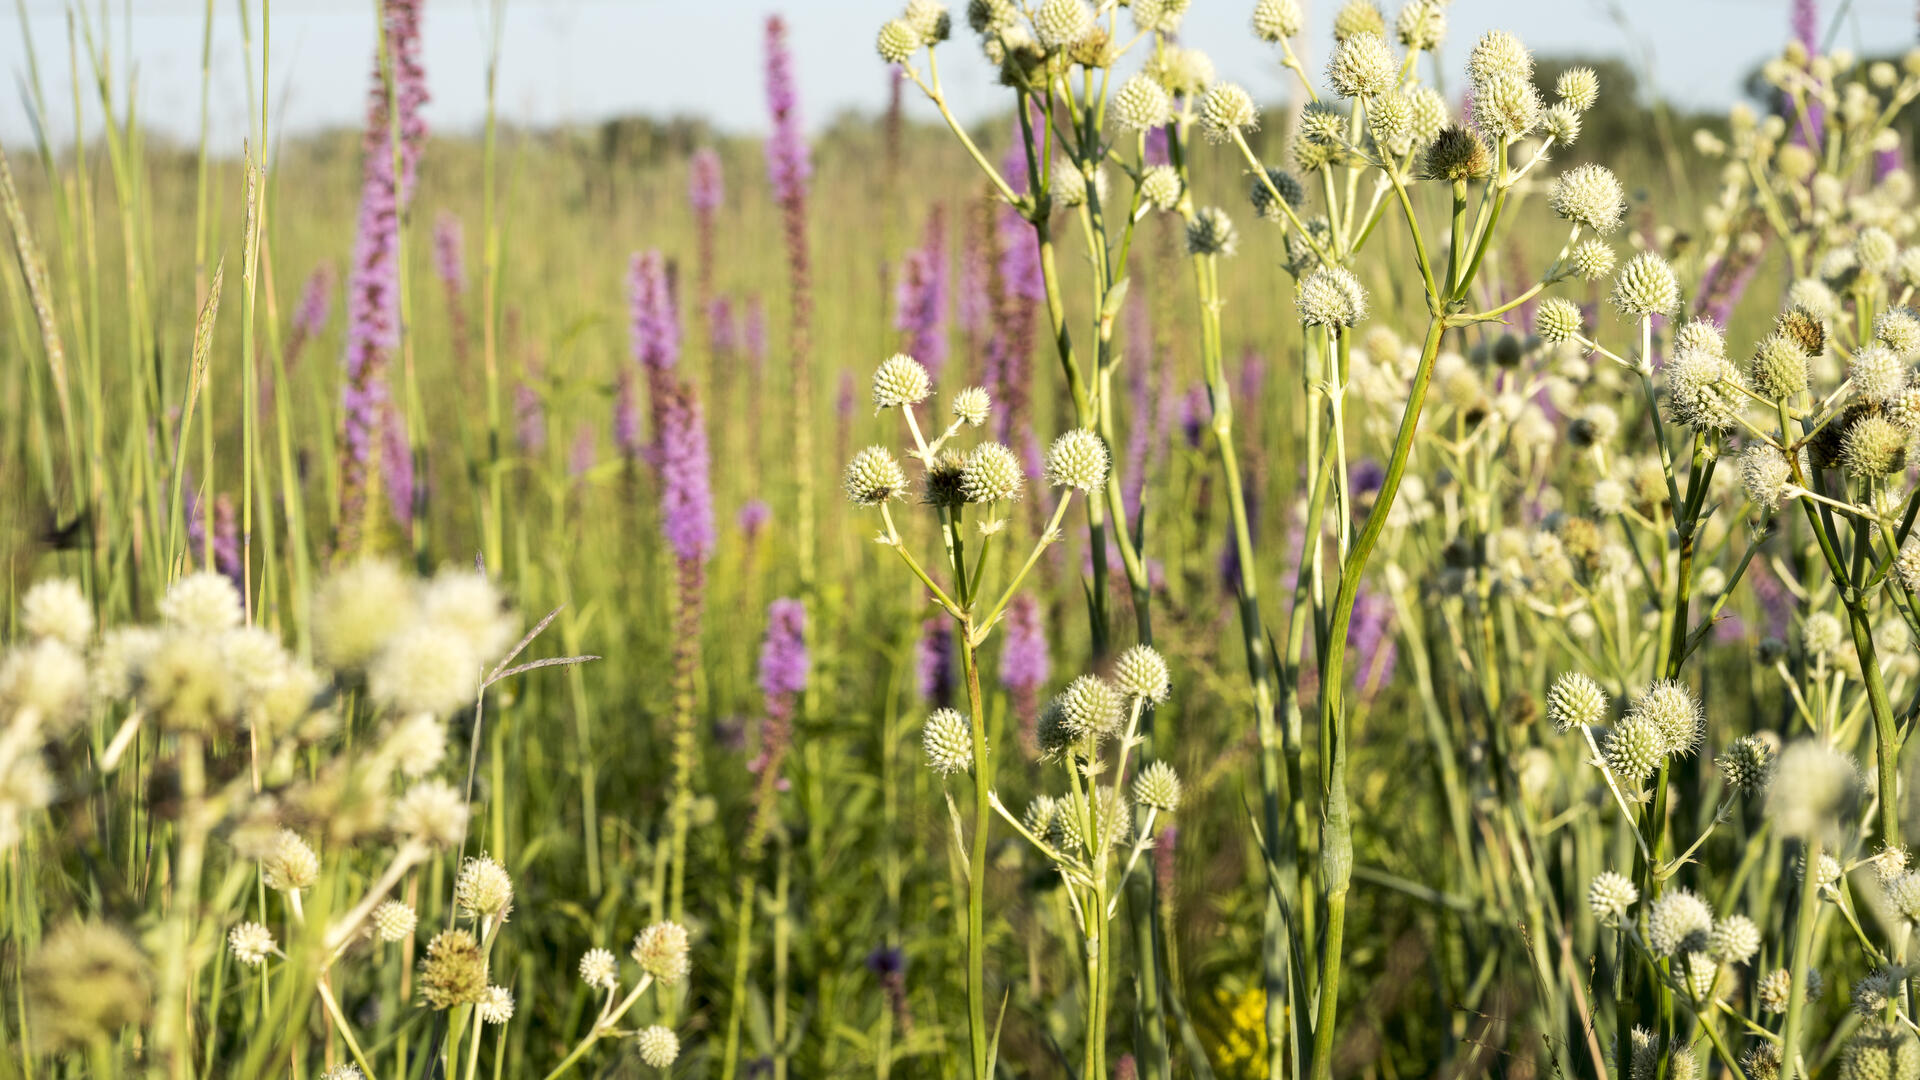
[632,921,691,985]
[1774,305,1827,357]
[1056,674,1123,738]
[1543,103,1581,144]
[477,985,514,1025]
[455,855,514,919]
[1129,0,1190,34]
[579,947,619,989]
[392,779,469,849]
[1474,73,1541,139]
[373,901,418,942]
[1251,0,1303,41]
[1647,889,1714,956]
[1145,45,1215,97]
[877,19,920,63]
[845,446,909,506]
[1423,125,1491,181]
[1050,161,1105,208]
[1250,168,1305,221]
[1132,760,1182,811]
[1046,429,1110,490]
[1767,739,1860,841]
[1296,266,1368,327]
[1114,74,1173,130]
[1789,277,1840,319]
[1467,29,1532,86]
[923,707,975,774]
[21,579,92,649]
[1328,32,1396,98]
[1750,333,1811,398]
[1368,91,1416,151]
[1332,0,1385,40]
[1556,67,1600,111]
[1186,206,1239,256]
[1743,1044,1784,1080]
[263,829,320,893]
[1407,86,1449,144]
[950,386,991,427]
[1568,239,1617,281]
[1629,679,1704,757]
[22,921,151,1052]
[1851,345,1909,403]
[904,0,951,42]
[420,929,489,1009]
[1666,349,1746,430]
[313,558,411,672]
[1536,297,1583,344]
[1851,967,1909,1017]
[1140,165,1182,211]
[1550,164,1625,234]
[873,354,933,409]
[1546,672,1607,732]
[961,442,1024,503]
[1836,1022,1920,1080]
[321,1067,364,1080]
[0,637,88,729]
[1708,914,1761,965]
[1676,951,1720,1001]
[1605,715,1664,784]
[1858,226,1899,275]
[638,1025,681,1068]
[1588,870,1639,923]
[1611,252,1681,316]
[1843,413,1910,478]
[1395,0,1445,50]
[1804,610,1845,658]
[369,623,479,718]
[1890,872,1920,924]
[1200,83,1258,141]
[1717,734,1776,794]
[160,570,244,634]
[1032,0,1092,48]
[228,922,276,967]
[1878,308,1920,356]
[1113,644,1171,704]
[1899,535,1920,592]
[1757,967,1822,1013]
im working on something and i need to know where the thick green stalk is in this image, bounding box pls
[1780,838,1822,1080]
[960,625,992,1080]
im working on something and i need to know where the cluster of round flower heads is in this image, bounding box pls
[1296,266,1368,328]
[1593,881,1760,1004]
[1583,678,1704,785]
[1664,319,1748,431]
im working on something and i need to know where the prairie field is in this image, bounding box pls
[3,1,1920,1078]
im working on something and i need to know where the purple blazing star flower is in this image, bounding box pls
[657,380,715,564]
[759,597,810,705]
[894,207,951,379]
[918,618,954,707]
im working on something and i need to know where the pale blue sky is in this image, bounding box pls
[3,0,1916,151]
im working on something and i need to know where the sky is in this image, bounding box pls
[2,0,1916,151]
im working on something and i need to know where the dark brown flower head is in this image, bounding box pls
[1423,125,1491,182]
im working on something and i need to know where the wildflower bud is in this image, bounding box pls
[1056,674,1123,738]
[1200,83,1259,141]
[1332,0,1385,40]
[1422,125,1490,181]
[369,624,479,719]
[454,855,514,920]
[1891,872,1920,924]
[1610,251,1680,316]
[631,921,691,985]
[579,947,619,989]
[844,447,909,506]
[968,0,1016,35]
[1708,914,1761,965]
[1898,536,1920,592]
[1767,739,1860,841]
[1567,239,1616,282]
[1587,871,1638,923]
[1629,679,1704,757]
[922,707,976,774]
[160,570,244,634]
[1536,298,1583,344]
[313,558,412,672]
[1851,344,1909,404]
[1628,1028,1659,1080]
[1851,967,1909,1017]
[1548,165,1626,236]
[1249,168,1305,221]
[1140,165,1182,211]
[392,779,469,849]
[1032,0,1093,47]
[905,0,951,42]
[1556,66,1600,111]
[1186,206,1239,256]
[1875,846,1911,885]
[1093,788,1132,847]
[1113,74,1173,130]
[1750,333,1811,398]
[263,829,320,893]
[1327,32,1396,98]
[1842,413,1909,478]
[1757,967,1822,1013]
[1113,644,1171,704]
[1542,103,1580,144]
[373,900,418,942]
[1545,672,1607,732]
[1023,794,1059,840]
[877,19,921,63]
[1877,308,1920,355]
[1132,760,1182,812]
[1901,247,1920,290]
[1475,73,1541,139]
[0,638,88,729]
[1604,715,1664,784]
[959,443,1024,504]
[1130,0,1188,34]
[1665,348,1746,430]
[1646,889,1713,956]
[949,386,991,427]
[1467,29,1531,85]
[1296,266,1368,327]
[1145,46,1214,97]
[21,579,92,649]
[477,985,514,1025]
[873,353,933,409]
[1368,92,1415,150]
[1789,277,1839,319]
[1046,429,1110,490]
[1408,86,1448,144]
[1251,0,1303,41]
[228,922,276,967]
[1836,1023,1920,1080]
[1048,797,1087,851]
[1737,444,1792,511]
[1858,226,1899,275]
[323,1065,364,1080]
[1395,0,1444,50]
[637,1025,681,1068]
[420,929,489,1009]
[1676,951,1718,1000]
[1743,1043,1784,1080]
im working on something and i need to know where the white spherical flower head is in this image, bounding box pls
[1672,319,1726,358]
[951,386,991,427]
[1056,674,1123,737]
[1113,74,1173,131]
[579,947,619,990]
[392,779,469,849]
[1251,0,1303,41]
[1875,307,1920,356]
[1647,889,1714,956]
[1568,239,1617,282]
[1139,165,1183,211]
[0,638,89,729]
[844,446,909,507]
[1186,206,1239,257]
[1587,870,1639,923]
[632,920,692,985]
[1046,429,1110,490]
[1738,443,1793,509]
[1535,297,1584,344]
[455,855,515,919]
[1031,0,1093,48]
[1395,0,1445,51]
[922,707,975,774]
[1467,29,1532,88]
[1858,226,1898,274]
[263,829,320,893]
[1549,164,1625,235]
[383,712,450,779]
[1604,714,1664,784]
[904,0,950,43]
[637,1025,681,1068]
[228,922,276,967]
[1899,535,1920,592]
[960,442,1025,504]
[1200,83,1259,142]
[1475,73,1541,139]
[476,985,515,1026]
[1327,32,1396,99]
[1556,67,1600,111]
[1708,914,1761,966]
[373,900,419,942]
[1542,103,1581,144]
[1296,266,1368,327]
[160,570,243,634]
[369,623,480,718]
[1112,644,1171,704]
[1610,251,1681,316]
[1132,760,1183,812]
[21,579,92,648]
[1766,739,1860,841]
[1665,348,1747,431]
[877,19,920,64]
[1850,344,1909,404]
[1545,672,1607,732]
[314,558,414,672]
[1628,679,1703,758]
[873,353,933,409]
